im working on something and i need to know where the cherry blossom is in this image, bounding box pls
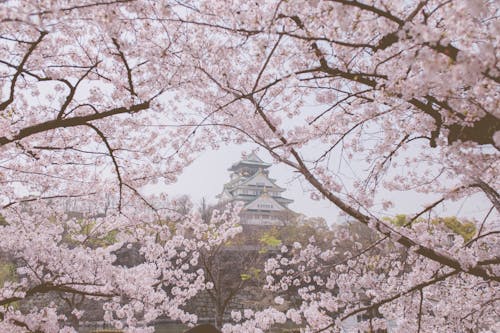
[0,1,498,332]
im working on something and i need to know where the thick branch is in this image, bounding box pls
[330,0,404,25]
[471,179,500,213]
[247,94,499,282]
[0,101,150,147]
[2,192,96,209]
[286,13,499,147]
[0,282,115,307]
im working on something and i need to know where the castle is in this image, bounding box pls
[217,152,295,227]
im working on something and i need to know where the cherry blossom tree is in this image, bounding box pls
[0,1,238,331]
[0,0,499,332]
[175,0,499,331]
[0,195,243,332]
[225,222,499,332]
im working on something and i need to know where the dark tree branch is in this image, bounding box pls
[316,269,458,332]
[57,62,100,119]
[329,0,404,25]
[277,11,499,147]
[85,123,123,209]
[252,35,283,92]
[2,192,97,209]
[112,37,137,97]
[0,31,47,112]
[417,288,424,333]
[32,0,136,15]
[245,92,499,282]
[471,179,500,213]
[0,281,115,307]
[465,206,495,248]
[0,101,150,147]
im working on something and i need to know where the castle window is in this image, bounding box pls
[258,204,273,209]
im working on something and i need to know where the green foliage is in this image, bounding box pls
[260,233,282,247]
[258,233,281,254]
[64,219,118,248]
[435,216,476,242]
[279,215,333,245]
[385,215,476,242]
[0,261,16,287]
[383,214,408,227]
[240,273,251,281]
[0,234,18,307]
[0,214,7,226]
[240,267,262,281]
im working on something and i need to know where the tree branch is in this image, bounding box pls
[112,38,137,97]
[316,269,458,332]
[85,123,123,209]
[0,101,150,147]
[0,31,47,112]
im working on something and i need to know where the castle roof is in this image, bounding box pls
[228,151,271,171]
[225,169,285,192]
[244,192,287,212]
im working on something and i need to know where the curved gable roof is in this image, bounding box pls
[239,170,285,190]
[244,193,286,211]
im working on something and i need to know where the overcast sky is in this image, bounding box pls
[162,143,495,226]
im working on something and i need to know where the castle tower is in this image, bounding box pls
[217,152,294,226]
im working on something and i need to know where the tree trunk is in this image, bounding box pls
[215,306,224,329]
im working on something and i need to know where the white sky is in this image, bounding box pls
[161,143,496,226]
[164,144,339,223]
